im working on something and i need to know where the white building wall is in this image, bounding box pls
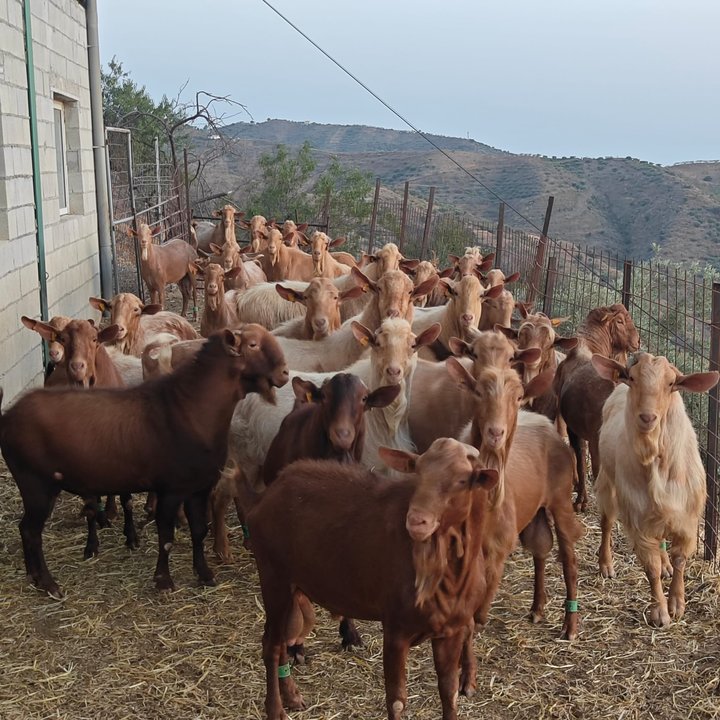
[0,0,101,405]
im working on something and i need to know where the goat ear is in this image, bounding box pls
[554,336,578,351]
[439,279,456,298]
[237,219,250,229]
[495,325,517,341]
[209,242,223,255]
[126,226,138,238]
[20,315,39,331]
[275,284,305,305]
[89,297,111,314]
[516,302,532,318]
[292,376,321,404]
[366,383,402,409]
[298,233,310,246]
[351,321,376,348]
[412,274,439,299]
[483,283,505,300]
[448,336,475,359]
[674,371,720,394]
[400,258,420,271]
[591,354,628,382]
[141,304,163,316]
[470,466,500,491]
[97,324,120,344]
[478,256,495,271]
[282,231,296,244]
[503,271,521,284]
[297,223,309,232]
[351,266,377,294]
[448,254,460,265]
[414,322,442,349]
[151,225,162,237]
[26,319,57,342]
[378,446,418,474]
[523,368,555,400]
[340,285,365,302]
[225,267,243,280]
[213,210,222,218]
[550,316,570,327]
[191,260,205,276]
[233,210,245,219]
[514,347,542,365]
[438,266,455,278]
[446,356,477,393]
[329,237,345,248]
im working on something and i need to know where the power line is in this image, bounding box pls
[258,0,545,236]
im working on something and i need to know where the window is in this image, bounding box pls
[53,100,68,214]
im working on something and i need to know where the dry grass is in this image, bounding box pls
[1,462,719,720]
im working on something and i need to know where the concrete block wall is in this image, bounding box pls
[0,0,101,405]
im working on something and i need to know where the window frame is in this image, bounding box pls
[53,99,69,216]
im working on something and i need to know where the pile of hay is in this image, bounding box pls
[0,461,718,720]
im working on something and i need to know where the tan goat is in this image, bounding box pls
[592,352,719,627]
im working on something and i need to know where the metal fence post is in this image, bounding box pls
[526,195,554,305]
[622,259,633,310]
[183,149,192,244]
[368,178,381,254]
[542,255,557,316]
[126,132,143,301]
[105,129,119,295]
[495,202,505,269]
[704,281,720,561]
[398,181,410,251]
[419,186,435,260]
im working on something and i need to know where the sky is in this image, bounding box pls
[98,0,720,166]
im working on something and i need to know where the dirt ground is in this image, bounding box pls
[1,285,719,720]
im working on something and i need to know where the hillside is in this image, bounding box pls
[194,120,720,264]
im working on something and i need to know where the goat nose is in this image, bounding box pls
[70,361,86,374]
[640,413,657,425]
[488,426,505,441]
[315,318,328,328]
[386,366,402,379]
[386,308,400,318]
[462,313,474,324]
[208,283,218,292]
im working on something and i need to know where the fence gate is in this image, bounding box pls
[105,127,190,298]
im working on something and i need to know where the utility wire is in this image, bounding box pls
[259,0,545,236]
[258,0,703,361]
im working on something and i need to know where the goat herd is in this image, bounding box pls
[1,207,718,720]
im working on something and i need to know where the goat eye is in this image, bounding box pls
[362,396,368,404]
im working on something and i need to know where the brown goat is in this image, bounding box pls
[19,317,136,560]
[247,438,499,720]
[195,263,242,337]
[260,228,315,282]
[305,231,352,278]
[131,223,198,316]
[554,303,641,510]
[447,359,581,693]
[0,327,289,598]
[239,214,269,252]
[195,205,245,253]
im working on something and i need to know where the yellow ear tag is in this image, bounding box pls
[358,336,369,347]
[362,285,369,293]
[305,392,313,403]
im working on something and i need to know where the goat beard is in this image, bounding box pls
[412,522,470,622]
[633,423,664,466]
[206,292,219,311]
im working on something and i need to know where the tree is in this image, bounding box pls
[313,158,373,231]
[101,58,184,165]
[247,142,316,220]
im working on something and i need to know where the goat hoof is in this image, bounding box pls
[199,574,217,588]
[528,609,544,624]
[288,643,306,666]
[154,576,175,593]
[599,563,615,579]
[648,605,671,627]
[83,545,98,560]
[668,596,685,620]
[36,577,63,600]
[459,677,477,698]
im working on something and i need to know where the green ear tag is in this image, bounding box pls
[659,540,668,551]
[242,524,250,540]
[565,599,579,613]
[97,501,105,513]
[278,663,291,678]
